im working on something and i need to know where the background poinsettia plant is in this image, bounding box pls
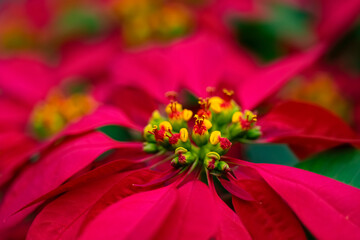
[0,0,360,239]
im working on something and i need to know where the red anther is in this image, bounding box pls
[149,126,167,142]
[167,129,180,145]
[178,152,187,164]
[240,115,256,130]
[219,137,232,150]
[207,158,216,170]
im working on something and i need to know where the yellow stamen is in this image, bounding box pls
[143,124,153,137]
[210,131,221,145]
[179,128,189,142]
[209,96,223,113]
[232,112,242,123]
[182,109,193,121]
[204,119,212,130]
[160,121,172,131]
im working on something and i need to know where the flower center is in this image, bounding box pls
[30,89,97,139]
[143,89,262,176]
[110,0,193,46]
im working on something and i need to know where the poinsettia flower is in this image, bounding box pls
[2,88,360,239]
[1,32,359,235]
[0,16,358,239]
[0,56,141,187]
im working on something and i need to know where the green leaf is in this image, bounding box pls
[295,145,360,189]
[98,125,134,142]
[245,143,299,166]
[233,20,283,62]
[232,3,313,62]
[270,4,313,40]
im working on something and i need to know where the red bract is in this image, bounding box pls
[259,101,360,158]
[109,31,327,106]
[0,57,57,186]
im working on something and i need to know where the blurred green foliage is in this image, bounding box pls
[327,22,360,73]
[233,4,313,62]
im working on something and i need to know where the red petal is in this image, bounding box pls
[15,151,144,213]
[57,105,142,136]
[250,162,360,239]
[97,86,158,127]
[0,132,37,186]
[239,44,326,110]
[27,173,127,240]
[58,37,119,80]
[79,169,163,232]
[259,100,360,158]
[317,0,360,43]
[27,169,161,240]
[215,197,251,240]
[0,57,57,106]
[156,180,251,239]
[0,98,30,131]
[169,32,256,99]
[155,180,218,239]
[111,48,177,102]
[111,32,256,102]
[0,132,133,230]
[232,177,306,239]
[79,186,177,240]
[220,178,254,201]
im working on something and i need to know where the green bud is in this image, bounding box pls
[216,161,230,172]
[228,124,245,140]
[192,131,209,146]
[204,151,220,170]
[246,127,262,140]
[143,142,158,153]
[175,147,187,154]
